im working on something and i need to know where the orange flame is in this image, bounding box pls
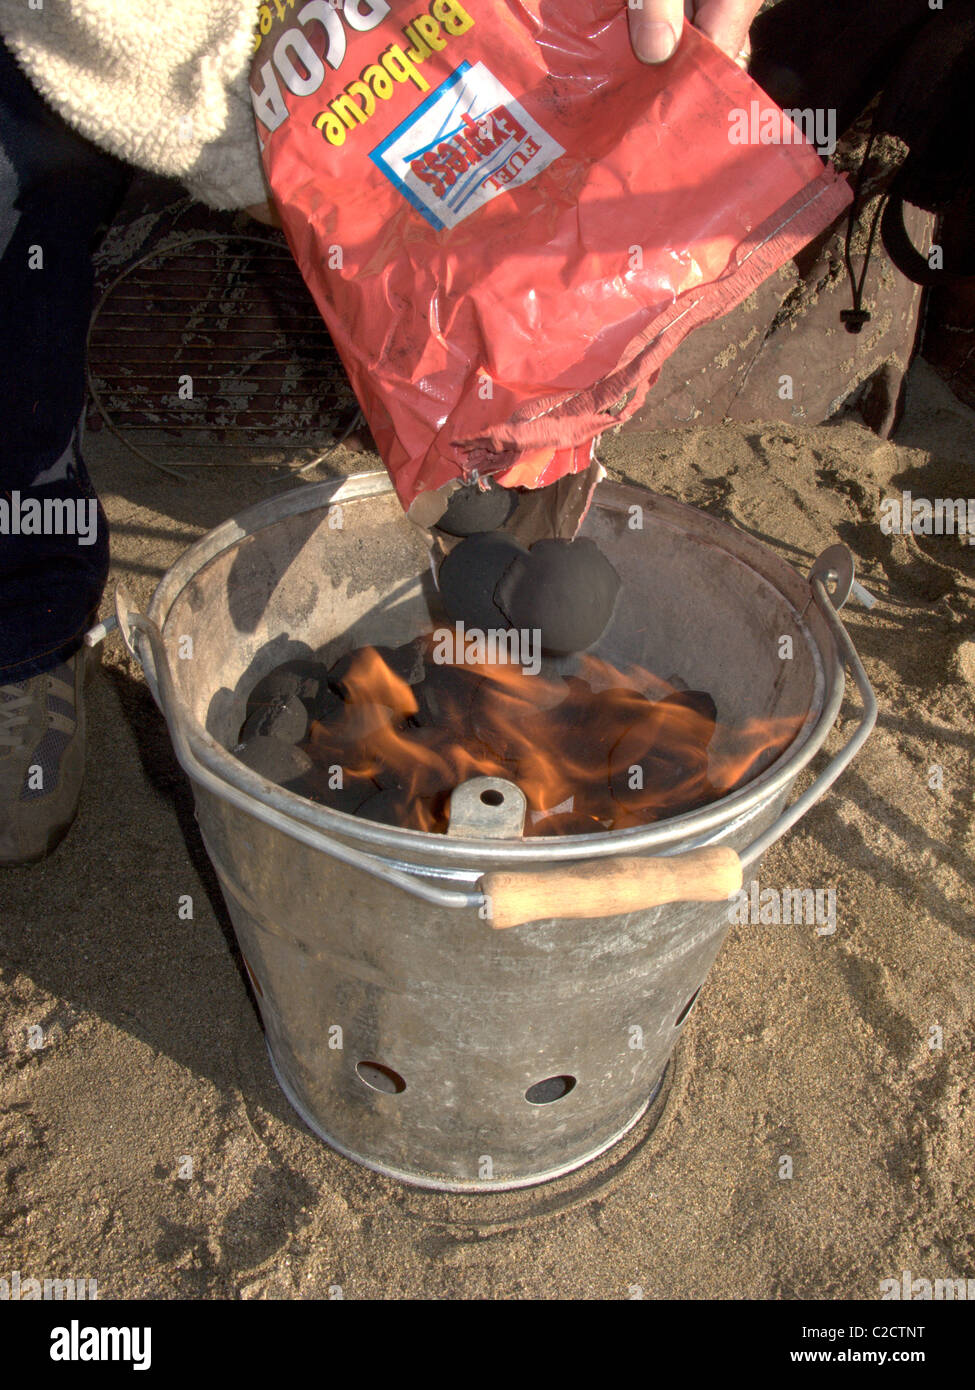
[303,639,804,835]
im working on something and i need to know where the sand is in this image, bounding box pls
[1,358,973,1300]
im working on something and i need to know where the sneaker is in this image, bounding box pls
[0,651,87,866]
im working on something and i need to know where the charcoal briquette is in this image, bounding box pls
[437,532,526,631]
[238,692,308,745]
[390,637,428,686]
[354,788,411,828]
[303,772,378,815]
[411,663,484,727]
[327,643,424,701]
[247,660,332,721]
[434,481,516,536]
[495,536,621,655]
[355,788,447,833]
[234,736,313,790]
[659,689,718,742]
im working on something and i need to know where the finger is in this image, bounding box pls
[627,0,685,64]
[689,0,763,64]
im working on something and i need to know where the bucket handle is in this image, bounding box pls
[104,551,875,926]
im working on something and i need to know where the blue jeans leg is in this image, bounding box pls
[0,39,130,680]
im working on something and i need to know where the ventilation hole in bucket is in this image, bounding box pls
[674,989,701,1027]
[525,1075,576,1105]
[480,788,504,806]
[356,1061,406,1095]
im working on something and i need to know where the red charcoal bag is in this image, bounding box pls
[251,0,851,512]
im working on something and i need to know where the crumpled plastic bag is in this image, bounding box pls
[251,0,851,513]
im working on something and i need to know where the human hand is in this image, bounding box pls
[628,0,765,67]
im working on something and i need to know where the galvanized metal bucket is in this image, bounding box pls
[107,473,875,1191]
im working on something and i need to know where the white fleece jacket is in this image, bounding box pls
[0,0,267,209]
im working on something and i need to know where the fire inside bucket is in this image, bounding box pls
[142,475,846,1191]
[256,637,808,836]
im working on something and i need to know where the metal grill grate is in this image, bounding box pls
[87,211,360,471]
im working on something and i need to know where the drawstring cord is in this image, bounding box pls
[841,103,887,333]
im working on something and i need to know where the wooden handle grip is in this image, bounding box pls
[481,846,743,930]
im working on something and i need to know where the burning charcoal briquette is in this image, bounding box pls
[495,537,621,655]
[609,749,702,809]
[517,676,601,751]
[324,700,402,746]
[437,532,526,631]
[234,736,312,790]
[469,704,524,767]
[434,481,516,536]
[607,687,717,817]
[238,692,308,745]
[327,642,425,701]
[324,650,362,700]
[661,689,718,740]
[247,659,332,721]
[606,689,716,781]
[411,664,484,727]
[390,637,428,686]
[355,788,416,828]
[303,771,378,815]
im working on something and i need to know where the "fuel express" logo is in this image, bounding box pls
[371,61,564,230]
